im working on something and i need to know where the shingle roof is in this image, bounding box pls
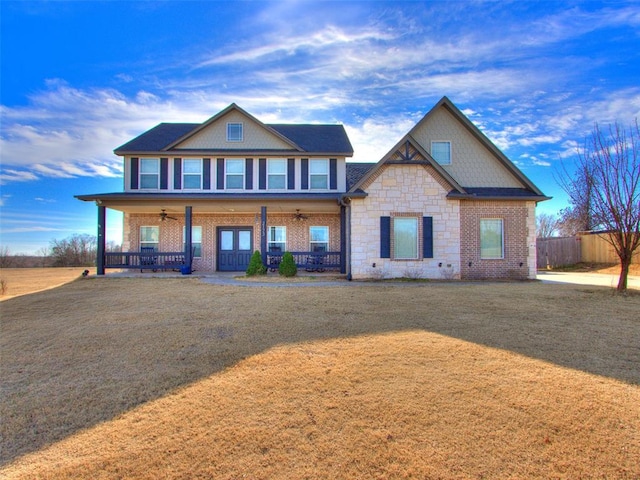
[115,123,199,153]
[346,163,376,191]
[115,122,353,155]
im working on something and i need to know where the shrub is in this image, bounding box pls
[278,251,297,277]
[246,251,267,276]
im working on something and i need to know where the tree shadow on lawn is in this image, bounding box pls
[1,277,638,465]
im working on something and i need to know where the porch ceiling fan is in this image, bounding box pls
[293,209,309,221]
[159,209,177,221]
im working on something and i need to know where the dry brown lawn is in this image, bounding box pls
[0,268,89,300]
[1,274,639,479]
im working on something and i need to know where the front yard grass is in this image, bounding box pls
[1,277,639,478]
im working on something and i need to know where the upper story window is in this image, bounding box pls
[480,218,504,259]
[140,158,159,189]
[268,226,286,252]
[227,122,243,142]
[431,141,451,165]
[309,159,328,189]
[268,159,287,189]
[182,159,202,189]
[226,159,245,189]
[309,226,329,252]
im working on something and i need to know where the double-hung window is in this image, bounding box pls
[227,122,243,142]
[393,217,418,260]
[431,141,451,165]
[309,226,329,252]
[140,158,160,189]
[182,159,202,189]
[140,226,159,251]
[226,159,245,189]
[309,159,329,189]
[183,226,202,257]
[268,226,286,252]
[267,159,287,189]
[480,219,504,259]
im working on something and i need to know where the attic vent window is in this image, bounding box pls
[227,122,243,142]
[431,141,451,165]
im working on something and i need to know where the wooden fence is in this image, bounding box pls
[537,237,581,269]
[537,233,639,268]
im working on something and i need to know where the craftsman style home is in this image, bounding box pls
[77,97,549,279]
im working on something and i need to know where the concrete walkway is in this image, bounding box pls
[537,271,640,290]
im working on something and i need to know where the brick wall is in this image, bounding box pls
[126,212,341,272]
[459,200,536,280]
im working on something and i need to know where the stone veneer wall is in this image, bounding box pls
[459,200,536,280]
[350,164,461,280]
[126,213,341,272]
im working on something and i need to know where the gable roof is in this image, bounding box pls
[347,96,549,201]
[348,134,467,195]
[114,103,353,156]
[346,162,376,191]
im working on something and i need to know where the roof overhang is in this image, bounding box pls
[113,150,353,157]
[75,192,361,214]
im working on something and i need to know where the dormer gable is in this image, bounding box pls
[166,103,302,151]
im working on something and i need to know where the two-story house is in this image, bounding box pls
[76,97,549,279]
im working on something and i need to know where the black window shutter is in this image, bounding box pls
[259,158,266,190]
[203,158,211,189]
[301,158,309,190]
[380,216,391,258]
[423,216,434,258]
[216,158,224,190]
[174,158,182,189]
[160,158,168,189]
[130,157,139,190]
[330,158,337,189]
[245,158,253,190]
[287,158,295,190]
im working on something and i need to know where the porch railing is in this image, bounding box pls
[266,251,342,272]
[105,250,192,272]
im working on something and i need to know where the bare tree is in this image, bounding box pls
[50,234,97,267]
[536,212,559,238]
[559,120,640,291]
[0,246,13,268]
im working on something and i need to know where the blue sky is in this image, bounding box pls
[1,1,639,254]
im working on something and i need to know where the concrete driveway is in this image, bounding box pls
[537,271,640,290]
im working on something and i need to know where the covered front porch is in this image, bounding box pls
[78,193,349,275]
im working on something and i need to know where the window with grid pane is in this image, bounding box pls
[309,159,328,189]
[227,123,243,142]
[226,159,244,189]
[140,158,159,189]
[268,159,286,189]
[182,159,202,189]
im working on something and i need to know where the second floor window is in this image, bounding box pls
[140,158,159,189]
[309,159,328,189]
[226,159,245,189]
[183,159,202,189]
[268,159,286,189]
